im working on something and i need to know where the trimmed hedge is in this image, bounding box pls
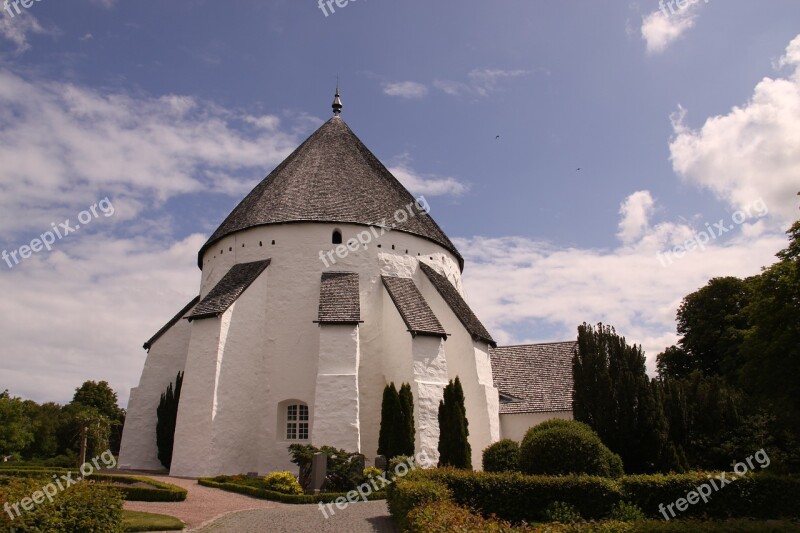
[0,476,124,532]
[387,477,453,531]
[520,420,623,478]
[424,468,621,522]
[0,469,187,502]
[401,468,800,524]
[482,439,520,473]
[198,477,386,504]
[89,474,187,502]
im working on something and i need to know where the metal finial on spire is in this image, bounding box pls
[332,80,343,116]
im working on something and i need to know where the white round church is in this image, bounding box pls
[118,91,575,477]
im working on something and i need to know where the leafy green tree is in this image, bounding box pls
[25,402,62,459]
[71,380,126,454]
[156,372,183,469]
[0,390,34,457]
[378,383,404,459]
[398,383,415,457]
[657,277,751,380]
[437,377,471,469]
[739,220,800,431]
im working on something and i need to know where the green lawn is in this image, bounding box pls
[122,510,185,532]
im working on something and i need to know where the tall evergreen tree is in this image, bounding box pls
[573,323,679,473]
[398,383,415,457]
[378,383,404,459]
[437,377,471,469]
[156,372,183,469]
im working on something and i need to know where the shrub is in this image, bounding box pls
[363,466,383,481]
[0,477,124,532]
[424,468,621,523]
[545,501,582,523]
[287,444,364,492]
[438,377,472,469]
[406,500,521,532]
[262,471,303,495]
[386,477,453,531]
[520,419,623,478]
[608,501,645,521]
[483,439,520,473]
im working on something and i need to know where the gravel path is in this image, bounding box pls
[122,476,284,530]
[192,500,399,533]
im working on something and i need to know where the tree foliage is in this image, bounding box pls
[398,383,415,457]
[437,377,471,469]
[156,372,183,469]
[573,323,682,473]
[378,382,404,459]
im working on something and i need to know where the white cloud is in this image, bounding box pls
[0,69,301,238]
[434,68,529,98]
[458,206,787,375]
[0,10,50,53]
[669,34,800,224]
[382,81,428,99]
[617,190,656,245]
[89,0,117,8]
[641,0,707,54]
[388,155,469,197]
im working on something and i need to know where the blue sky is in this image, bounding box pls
[1,0,798,405]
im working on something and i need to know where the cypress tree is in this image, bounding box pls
[437,377,471,469]
[378,382,403,459]
[398,383,415,457]
[156,371,183,469]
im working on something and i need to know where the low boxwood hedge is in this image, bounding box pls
[88,474,187,502]
[0,469,186,502]
[198,477,386,504]
[395,468,800,525]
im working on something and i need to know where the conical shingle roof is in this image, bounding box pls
[199,116,463,269]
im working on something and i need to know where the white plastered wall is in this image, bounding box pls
[499,410,573,443]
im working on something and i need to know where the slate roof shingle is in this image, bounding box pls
[490,341,576,414]
[186,260,271,321]
[317,272,361,324]
[419,262,496,347]
[143,296,200,350]
[381,275,447,338]
[199,117,462,269]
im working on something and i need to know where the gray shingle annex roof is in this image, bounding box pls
[382,276,447,338]
[490,341,577,414]
[198,116,463,270]
[317,272,361,324]
[143,296,200,350]
[186,260,271,321]
[419,262,496,347]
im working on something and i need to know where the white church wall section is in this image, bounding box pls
[411,335,449,465]
[416,265,500,469]
[118,315,192,470]
[499,410,573,442]
[312,324,361,452]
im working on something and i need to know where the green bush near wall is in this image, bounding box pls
[198,476,386,504]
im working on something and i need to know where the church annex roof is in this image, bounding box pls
[490,341,576,414]
[382,275,447,338]
[317,272,361,324]
[419,262,496,347]
[199,115,463,270]
[186,260,271,321]
[143,295,200,350]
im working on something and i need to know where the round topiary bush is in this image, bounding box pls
[262,471,303,495]
[482,439,520,472]
[519,419,623,477]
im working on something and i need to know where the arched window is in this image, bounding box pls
[332,230,342,244]
[285,403,309,441]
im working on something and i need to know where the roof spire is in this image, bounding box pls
[332,78,343,116]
